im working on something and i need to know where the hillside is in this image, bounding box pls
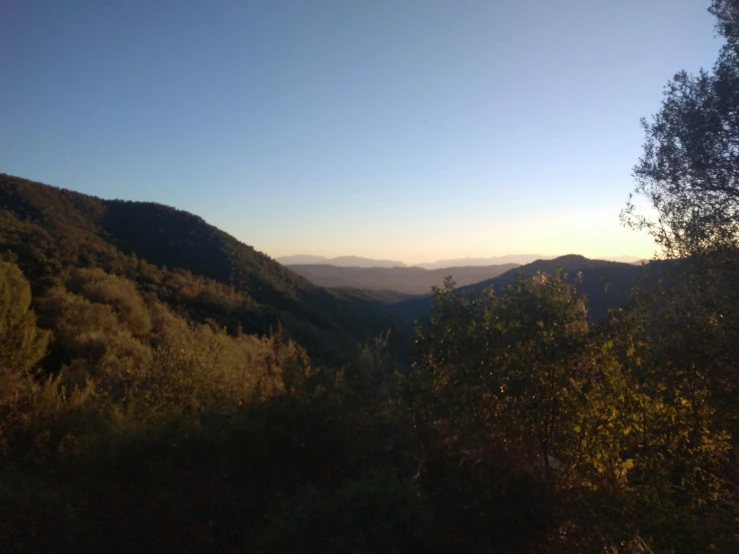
[390,254,646,321]
[285,263,519,294]
[0,174,408,364]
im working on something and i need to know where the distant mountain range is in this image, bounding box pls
[279,254,648,270]
[285,263,519,295]
[276,255,408,268]
[416,255,548,269]
[418,255,645,269]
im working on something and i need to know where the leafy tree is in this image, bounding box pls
[0,261,51,457]
[622,0,739,263]
[413,271,626,479]
[616,4,739,548]
[0,261,49,377]
[711,0,739,51]
[599,292,734,551]
[408,267,739,550]
[407,272,650,548]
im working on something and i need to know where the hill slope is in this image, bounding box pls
[390,255,646,322]
[285,263,519,294]
[0,174,407,364]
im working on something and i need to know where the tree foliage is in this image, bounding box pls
[623,0,739,262]
[0,261,49,377]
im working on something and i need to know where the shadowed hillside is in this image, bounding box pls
[390,254,646,322]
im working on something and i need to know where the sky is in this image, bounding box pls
[0,0,723,264]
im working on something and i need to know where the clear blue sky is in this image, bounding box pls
[0,0,722,264]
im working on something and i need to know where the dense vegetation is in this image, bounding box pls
[0,174,410,366]
[2,1,739,551]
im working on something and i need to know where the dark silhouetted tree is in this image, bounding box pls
[623,0,739,263]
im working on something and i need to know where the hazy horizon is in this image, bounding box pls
[276,252,647,267]
[0,0,721,262]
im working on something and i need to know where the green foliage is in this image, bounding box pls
[710,0,739,46]
[412,270,631,485]
[0,261,52,454]
[66,268,153,336]
[0,263,341,552]
[617,4,739,548]
[0,248,737,551]
[0,261,49,376]
[409,269,737,551]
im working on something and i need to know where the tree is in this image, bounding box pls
[619,7,739,544]
[622,1,739,263]
[409,268,739,550]
[0,261,51,457]
[0,261,49,378]
[710,0,739,51]
[621,0,739,438]
[412,270,634,489]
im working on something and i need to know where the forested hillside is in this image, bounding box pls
[0,174,409,365]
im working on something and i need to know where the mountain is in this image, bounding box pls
[417,254,648,269]
[0,174,408,364]
[279,253,648,270]
[286,263,519,294]
[277,255,408,268]
[416,254,548,269]
[606,255,650,264]
[390,254,646,322]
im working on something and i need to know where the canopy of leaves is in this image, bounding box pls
[624,0,739,262]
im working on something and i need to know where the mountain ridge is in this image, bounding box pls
[277,255,408,268]
[0,173,408,364]
[278,253,649,270]
[389,254,647,322]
